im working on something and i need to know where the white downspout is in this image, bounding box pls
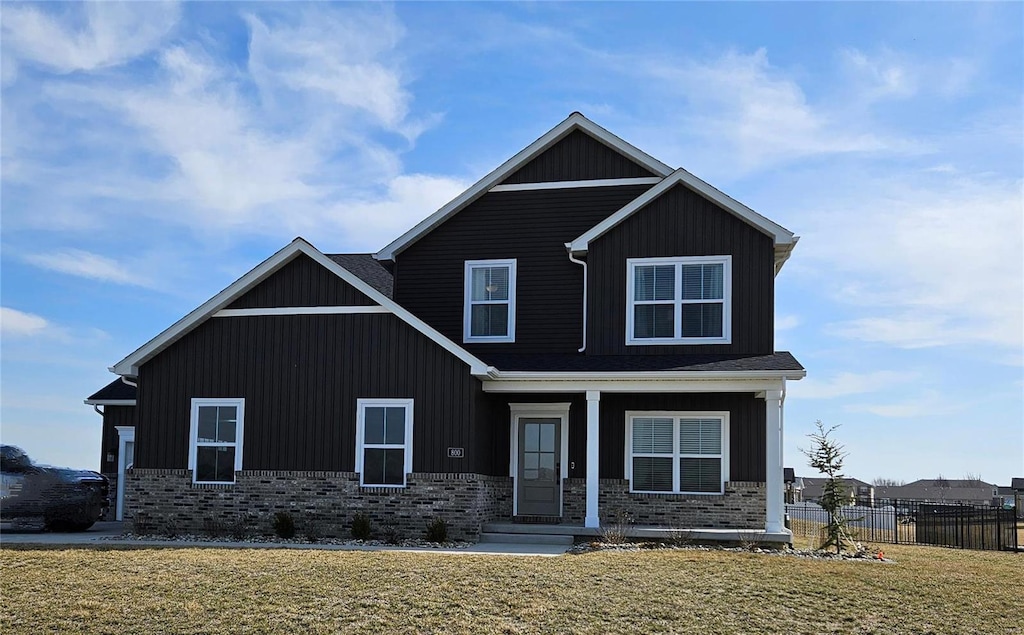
[120,375,138,388]
[566,244,587,353]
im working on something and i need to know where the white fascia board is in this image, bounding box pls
[483,377,794,394]
[111,238,492,377]
[569,168,797,254]
[489,176,663,192]
[83,399,137,406]
[489,369,806,381]
[375,113,673,261]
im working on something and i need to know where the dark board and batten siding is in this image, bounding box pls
[136,313,485,475]
[501,130,657,184]
[395,185,654,355]
[588,184,775,355]
[99,405,137,474]
[226,254,376,309]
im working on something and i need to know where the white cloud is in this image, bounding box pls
[840,48,917,102]
[808,175,1023,352]
[0,2,179,74]
[24,249,151,287]
[775,314,802,331]
[789,371,915,400]
[1,307,50,337]
[845,390,965,418]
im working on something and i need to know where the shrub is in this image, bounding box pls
[130,512,154,536]
[273,512,296,539]
[351,513,372,540]
[663,528,693,548]
[382,524,403,545]
[599,509,634,544]
[424,517,448,543]
[302,516,323,543]
[229,514,256,541]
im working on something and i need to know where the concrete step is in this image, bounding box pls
[478,532,574,546]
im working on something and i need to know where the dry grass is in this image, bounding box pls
[2,544,1022,634]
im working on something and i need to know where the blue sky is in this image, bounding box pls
[1,2,1021,485]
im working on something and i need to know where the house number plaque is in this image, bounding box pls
[447,447,465,458]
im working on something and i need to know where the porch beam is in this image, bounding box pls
[585,390,601,528]
[765,390,784,533]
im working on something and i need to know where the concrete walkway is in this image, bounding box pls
[0,522,570,556]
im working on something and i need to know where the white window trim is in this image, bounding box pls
[624,411,730,495]
[114,426,135,521]
[464,259,517,343]
[625,255,732,345]
[355,398,414,488]
[188,398,245,485]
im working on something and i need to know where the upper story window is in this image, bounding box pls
[626,256,731,345]
[464,259,517,343]
[189,398,244,484]
[355,399,414,487]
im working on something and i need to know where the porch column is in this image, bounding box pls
[765,389,784,533]
[585,390,601,528]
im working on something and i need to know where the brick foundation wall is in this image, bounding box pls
[124,469,512,540]
[563,478,765,529]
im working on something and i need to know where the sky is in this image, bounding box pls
[1,2,1021,485]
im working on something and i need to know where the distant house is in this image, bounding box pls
[875,479,1000,506]
[1012,477,1024,492]
[794,477,873,506]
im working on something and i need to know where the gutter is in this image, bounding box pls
[485,369,807,381]
[565,243,587,353]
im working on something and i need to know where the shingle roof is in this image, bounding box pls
[87,378,136,402]
[327,254,394,299]
[480,351,804,373]
[1011,477,1024,491]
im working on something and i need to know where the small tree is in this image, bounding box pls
[802,421,856,554]
[935,474,950,501]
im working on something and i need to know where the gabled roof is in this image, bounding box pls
[375,112,673,261]
[327,254,394,298]
[110,239,492,377]
[85,377,137,405]
[568,168,799,274]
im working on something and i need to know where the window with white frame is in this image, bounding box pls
[189,398,244,484]
[464,259,516,342]
[355,399,414,487]
[627,413,728,494]
[626,256,731,344]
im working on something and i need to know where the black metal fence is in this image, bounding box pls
[786,499,1019,551]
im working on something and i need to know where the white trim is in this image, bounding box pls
[585,391,600,528]
[569,168,797,257]
[214,306,390,318]
[84,399,136,406]
[509,402,571,517]
[375,113,672,260]
[114,426,135,522]
[110,238,493,377]
[482,374,800,394]
[355,398,414,488]
[490,177,662,192]
[624,411,730,495]
[765,390,784,533]
[188,398,245,485]
[463,259,517,343]
[625,255,732,345]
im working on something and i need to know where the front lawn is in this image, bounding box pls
[1,544,1019,634]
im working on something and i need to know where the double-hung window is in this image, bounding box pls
[464,259,516,342]
[355,399,414,487]
[626,256,731,344]
[627,412,729,494]
[189,398,244,484]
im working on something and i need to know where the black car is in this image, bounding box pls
[0,445,109,531]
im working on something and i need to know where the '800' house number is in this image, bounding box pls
[447,448,464,458]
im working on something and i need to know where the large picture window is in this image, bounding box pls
[626,412,728,494]
[189,398,244,484]
[356,399,414,487]
[626,256,731,345]
[464,259,517,342]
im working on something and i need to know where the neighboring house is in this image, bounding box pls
[874,479,1001,506]
[86,113,806,541]
[793,477,874,506]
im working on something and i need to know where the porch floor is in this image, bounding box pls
[483,522,793,546]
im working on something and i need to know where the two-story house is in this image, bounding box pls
[86,113,805,543]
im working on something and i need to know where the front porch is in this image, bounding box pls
[480,521,793,547]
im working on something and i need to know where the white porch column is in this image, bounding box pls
[765,389,784,533]
[585,390,601,528]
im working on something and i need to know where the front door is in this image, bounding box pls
[517,418,561,517]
